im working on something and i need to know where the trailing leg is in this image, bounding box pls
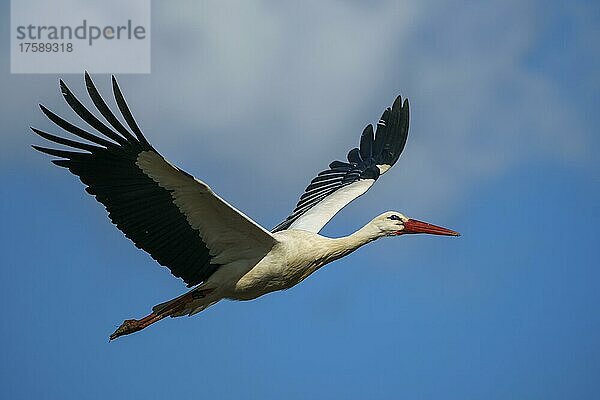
[109,287,215,341]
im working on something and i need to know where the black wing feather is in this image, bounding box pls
[272,95,409,232]
[84,71,138,144]
[32,74,218,287]
[59,79,130,147]
[111,75,151,148]
[39,104,117,148]
[359,124,374,160]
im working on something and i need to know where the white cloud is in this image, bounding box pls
[4,0,594,224]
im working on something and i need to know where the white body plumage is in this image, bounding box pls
[183,226,380,314]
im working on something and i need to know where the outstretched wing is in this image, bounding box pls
[32,72,276,287]
[273,96,409,233]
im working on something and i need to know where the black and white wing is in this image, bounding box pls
[273,96,409,233]
[32,73,276,287]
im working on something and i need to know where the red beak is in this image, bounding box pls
[399,218,460,236]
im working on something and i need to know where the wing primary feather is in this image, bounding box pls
[395,98,409,163]
[39,104,116,148]
[373,108,391,157]
[31,145,86,159]
[328,160,352,170]
[59,79,130,147]
[51,159,71,168]
[347,148,362,163]
[30,127,100,152]
[359,124,374,160]
[111,75,152,148]
[84,71,138,143]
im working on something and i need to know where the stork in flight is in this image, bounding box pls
[32,73,459,340]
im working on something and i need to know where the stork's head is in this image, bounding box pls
[372,211,460,237]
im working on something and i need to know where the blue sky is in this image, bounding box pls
[1,1,599,399]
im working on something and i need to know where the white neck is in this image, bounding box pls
[324,222,384,264]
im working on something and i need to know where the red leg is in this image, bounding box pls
[109,287,215,341]
[109,311,166,341]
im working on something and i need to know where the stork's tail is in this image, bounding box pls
[109,288,215,341]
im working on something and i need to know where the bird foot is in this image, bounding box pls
[109,319,141,341]
[109,292,204,341]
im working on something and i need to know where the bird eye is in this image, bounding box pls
[388,215,401,221]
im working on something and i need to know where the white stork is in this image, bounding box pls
[32,73,460,340]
